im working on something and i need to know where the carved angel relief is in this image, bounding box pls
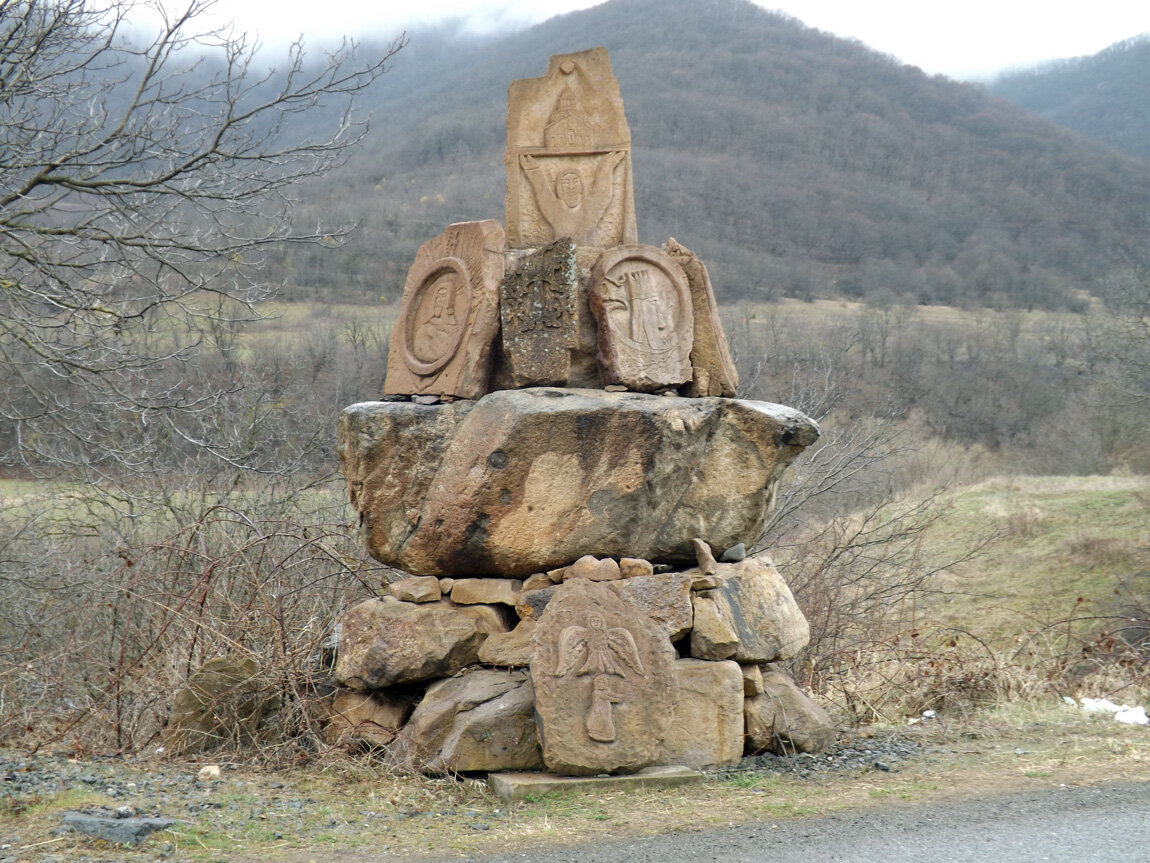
[555,613,643,743]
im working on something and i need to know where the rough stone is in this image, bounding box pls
[389,575,442,603]
[451,577,522,606]
[660,659,744,770]
[618,557,654,579]
[384,220,506,399]
[745,667,836,755]
[500,239,580,387]
[720,542,747,563]
[339,388,819,576]
[741,662,765,696]
[324,689,416,749]
[390,669,542,774]
[692,538,718,574]
[531,580,677,775]
[478,619,537,667]
[590,244,693,392]
[334,597,511,689]
[566,554,621,581]
[505,48,636,250]
[61,813,179,845]
[663,238,740,397]
[689,593,739,660]
[694,554,810,663]
[165,657,271,756]
[522,573,555,591]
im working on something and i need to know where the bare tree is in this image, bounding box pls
[0,0,404,484]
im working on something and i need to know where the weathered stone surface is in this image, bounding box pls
[500,239,580,387]
[566,554,621,581]
[690,593,739,660]
[165,657,271,756]
[694,554,810,663]
[692,538,718,574]
[661,659,744,770]
[334,597,511,689]
[506,48,636,249]
[590,244,693,392]
[516,572,692,641]
[389,575,441,603]
[384,220,505,400]
[619,557,654,579]
[522,572,555,591]
[478,619,537,667]
[390,669,543,773]
[663,238,740,398]
[339,388,819,577]
[324,689,416,749]
[740,662,765,696]
[451,577,522,606]
[745,667,836,755]
[531,580,677,775]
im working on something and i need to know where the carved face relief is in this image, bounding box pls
[590,245,695,391]
[557,170,584,209]
[404,257,471,376]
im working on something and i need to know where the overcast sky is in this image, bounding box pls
[195,0,1149,80]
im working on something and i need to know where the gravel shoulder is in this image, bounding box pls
[2,706,1147,862]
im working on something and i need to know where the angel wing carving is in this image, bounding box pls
[554,615,645,679]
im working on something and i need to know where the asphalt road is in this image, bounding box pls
[454,780,1150,863]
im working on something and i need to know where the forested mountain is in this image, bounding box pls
[280,0,1150,310]
[989,36,1150,161]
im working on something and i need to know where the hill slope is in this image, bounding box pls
[283,0,1150,311]
[989,36,1150,161]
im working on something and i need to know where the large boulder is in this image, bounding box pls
[689,554,810,663]
[165,657,271,755]
[389,669,542,773]
[745,666,836,755]
[339,388,818,576]
[334,597,511,689]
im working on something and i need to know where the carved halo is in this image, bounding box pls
[401,255,472,376]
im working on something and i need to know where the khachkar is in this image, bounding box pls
[333,48,832,778]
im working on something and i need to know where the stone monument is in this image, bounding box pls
[331,48,832,778]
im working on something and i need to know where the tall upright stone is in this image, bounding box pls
[505,48,636,250]
[384,220,506,399]
[500,239,580,386]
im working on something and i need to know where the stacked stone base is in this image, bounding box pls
[329,548,834,775]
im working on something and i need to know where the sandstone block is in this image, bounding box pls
[500,239,580,386]
[324,689,416,750]
[745,668,836,755]
[390,669,542,774]
[389,576,442,603]
[334,597,511,690]
[619,557,654,579]
[531,580,677,775]
[740,663,765,696]
[522,573,555,592]
[451,577,522,606]
[661,659,744,770]
[478,619,537,667]
[339,389,818,576]
[690,593,739,660]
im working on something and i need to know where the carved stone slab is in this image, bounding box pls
[384,220,505,399]
[500,239,579,386]
[505,48,636,249]
[590,244,694,391]
[663,238,740,397]
[530,580,677,775]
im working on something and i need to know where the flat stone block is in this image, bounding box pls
[488,765,703,803]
